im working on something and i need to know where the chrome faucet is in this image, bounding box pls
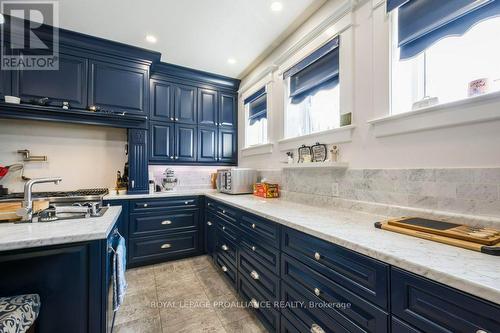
[17,177,62,222]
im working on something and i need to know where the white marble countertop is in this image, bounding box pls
[205,193,500,305]
[0,206,122,251]
[104,189,216,200]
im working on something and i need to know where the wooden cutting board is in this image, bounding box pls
[0,200,50,222]
[386,217,500,245]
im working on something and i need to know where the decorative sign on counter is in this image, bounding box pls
[311,142,327,162]
[298,145,312,163]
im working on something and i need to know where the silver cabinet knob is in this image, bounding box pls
[207,203,211,206]
[174,156,179,160]
[250,270,260,280]
[310,323,325,333]
[161,220,172,225]
[143,203,148,208]
[222,210,226,214]
[170,117,174,121]
[170,156,174,159]
[175,117,179,121]
[161,243,171,249]
[314,288,320,296]
[221,265,228,272]
[314,252,321,260]
[222,226,226,230]
[184,201,189,204]
[250,298,259,309]
[207,221,212,226]
[251,245,256,251]
[221,244,229,251]
[251,223,256,229]
[476,330,488,333]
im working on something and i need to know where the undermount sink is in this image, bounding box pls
[36,206,108,222]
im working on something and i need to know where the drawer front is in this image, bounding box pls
[129,209,198,237]
[215,234,237,267]
[215,253,237,288]
[281,281,350,333]
[282,227,389,309]
[129,231,199,265]
[238,275,280,333]
[281,253,388,333]
[216,216,239,242]
[392,318,422,333]
[238,248,280,302]
[240,212,279,248]
[391,268,500,333]
[280,314,304,333]
[130,196,199,213]
[207,199,239,224]
[240,233,280,275]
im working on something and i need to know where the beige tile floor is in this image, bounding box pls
[114,255,268,333]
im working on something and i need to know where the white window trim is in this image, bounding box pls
[240,143,274,157]
[370,0,500,137]
[277,125,355,152]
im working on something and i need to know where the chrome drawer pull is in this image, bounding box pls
[143,203,148,208]
[314,252,321,260]
[207,203,211,206]
[310,323,325,333]
[222,210,226,214]
[161,220,172,225]
[476,330,488,333]
[221,265,228,272]
[250,298,259,309]
[222,244,229,251]
[251,245,256,251]
[251,223,256,229]
[250,270,260,280]
[207,221,213,226]
[184,201,189,204]
[222,226,226,230]
[314,288,321,296]
[161,243,171,249]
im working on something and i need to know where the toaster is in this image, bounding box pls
[216,168,257,194]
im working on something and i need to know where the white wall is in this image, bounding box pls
[238,0,500,170]
[0,119,127,192]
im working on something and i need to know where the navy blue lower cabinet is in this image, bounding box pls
[130,196,199,213]
[239,232,280,275]
[215,233,238,267]
[281,253,388,333]
[391,268,500,333]
[205,211,217,257]
[215,253,238,288]
[240,212,280,248]
[0,241,104,333]
[0,68,12,100]
[103,200,129,253]
[239,248,280,302]
[391,317,422,333]
[129,209,198,237]
[149,121,174,161]
[128,129,149,194]
[282,227,389,310]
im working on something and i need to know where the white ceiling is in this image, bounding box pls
[55,0,325,78]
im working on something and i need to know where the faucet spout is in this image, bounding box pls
[17,177,63,222]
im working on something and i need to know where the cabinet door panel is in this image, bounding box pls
[128,129,149,194]
[150,79,173,121]
[16,50,88,108]
[175,124,197,162]
[218,128,236,163]
[198,126,217,162]
[198,88,218,126]
[174,84,197,124]
[0,69,11,100]
[150,122,174,161]
[219,92,236,127]
[89,60,147,115]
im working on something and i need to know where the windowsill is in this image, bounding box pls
[277,125,355,151]
[240,143,274,157]
[368,90,500,137]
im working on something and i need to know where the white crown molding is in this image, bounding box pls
[371,0,386,10]
[239,66,277,97]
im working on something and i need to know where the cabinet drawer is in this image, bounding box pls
[282,227,389,309]
[281,281,350,333]
[238,248,280,302]
[238,275,280,333]
[215,234,237,267]
[391,268,500,333]
[280,314,303,333]
[128,231,199,266]
[215,253,237,288]
[240,212,279,248]
[216,215,239,242]
[392,317,421,333]
[130,209,198,237]
[281,253,388,333]
[206,199,238,223]
[130,196,199,213]
[240,233,280,275]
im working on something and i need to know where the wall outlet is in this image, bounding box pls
[332,182,339,197]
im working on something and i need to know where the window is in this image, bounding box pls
[284,37,340,138]
[389,0,500,114]
[244,87,267,147]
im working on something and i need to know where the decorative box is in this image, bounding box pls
[253,183,280,198]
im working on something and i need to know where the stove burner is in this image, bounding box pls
[0,188,109,200]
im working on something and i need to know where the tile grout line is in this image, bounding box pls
[153,265,164,333]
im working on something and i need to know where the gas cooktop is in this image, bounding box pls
[0,188,109,202]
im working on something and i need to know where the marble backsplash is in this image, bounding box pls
[267,168,500,220]
[149,165,219,190]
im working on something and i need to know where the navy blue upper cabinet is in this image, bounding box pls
[219,92,237,127]
[89,60,149,115]
[150,121,174,161]
[128,129,149,194]
[175,124,197,162]
[198,126,218,162]
[150,79,173,121]
[174,84,197,124]
[198,88,218,126]
[219,127,237,163]
[13,49,88,109]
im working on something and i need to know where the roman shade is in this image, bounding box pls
[388,0,500,59]
[284,37,340,104]
[244,87,267,125]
